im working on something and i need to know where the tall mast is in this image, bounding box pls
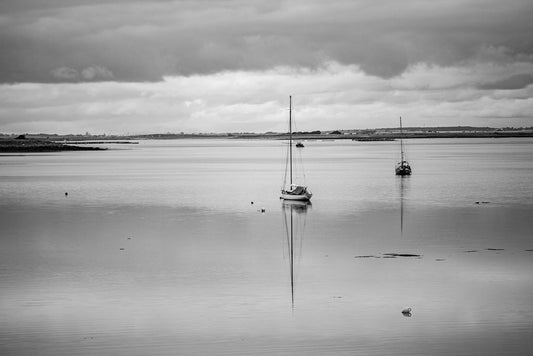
[289,96,293,186]
[400,116,404,163]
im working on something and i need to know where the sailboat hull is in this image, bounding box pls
[281,187,312,201]
[395,163,412,176]
[395,168,411,176]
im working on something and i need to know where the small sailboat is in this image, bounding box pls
[281,96,312,201]
[395,116,412,176]
[295,142,304,148]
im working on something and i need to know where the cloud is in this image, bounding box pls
[50,66,79,80]
[478,74,533,90]
[0,0,532,82]
[1,62,532,135]
[81,66,114,80]
[49,66,114,81]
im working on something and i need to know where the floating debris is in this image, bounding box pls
[119,247,125,251]
[486,248,504,251]
[127,237,132,240]
[383,253,422,258]
[402,307,412,317]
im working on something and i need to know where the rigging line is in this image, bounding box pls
[292,98,305,183]
[281,105,291,189]
[292,105,298,134]
[282,141,289,189]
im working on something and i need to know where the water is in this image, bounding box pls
[1,138,532,355]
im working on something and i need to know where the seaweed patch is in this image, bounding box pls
[383,253,422,258]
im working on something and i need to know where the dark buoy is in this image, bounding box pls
[261,208,265,213]
[65,192,68,196]
[119,247,125,251]
[251,201,254,205]
[402,307,412,317]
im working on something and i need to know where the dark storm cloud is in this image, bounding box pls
[0,0,532,83]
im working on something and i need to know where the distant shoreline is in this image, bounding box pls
[0,138,106,152]
[1,130,532,151]
[231,131,533,140]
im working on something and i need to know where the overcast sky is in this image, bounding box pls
[1,0,532,134]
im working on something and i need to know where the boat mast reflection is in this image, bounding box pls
[397,176,409,236]
[281,200,311,310]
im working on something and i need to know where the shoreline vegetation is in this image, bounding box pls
[1,126,532,152]
[0,137,106,152]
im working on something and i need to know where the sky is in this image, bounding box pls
[0,0,532,134]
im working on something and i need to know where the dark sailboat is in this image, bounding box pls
[395,116,412,176]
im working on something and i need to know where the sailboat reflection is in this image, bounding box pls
[281,200,311,310]
[397,176,409,236]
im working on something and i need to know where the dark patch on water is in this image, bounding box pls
[353,253,422,260]
[383,253,422,258]
[435,259,445,261]
[465,250,478,253]
[486,248,504,251]
[525,249,533,252]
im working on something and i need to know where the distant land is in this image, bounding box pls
[0,136,106,152]
[1,126,532,151]
[3,126,533,141]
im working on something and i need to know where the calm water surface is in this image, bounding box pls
[1,138,533,355]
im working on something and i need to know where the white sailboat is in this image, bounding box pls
[281,96,312,201]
